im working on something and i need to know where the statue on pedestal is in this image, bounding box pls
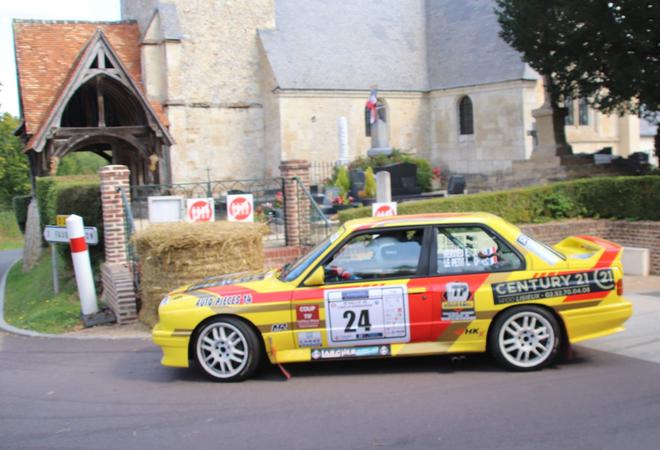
[365,88,392,157]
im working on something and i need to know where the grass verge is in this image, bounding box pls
[3,252,82,333]
[0,210,23,250]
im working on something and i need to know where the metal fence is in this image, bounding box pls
[294,176,336,246]
[310,161,337,186]
[130,177,287,247]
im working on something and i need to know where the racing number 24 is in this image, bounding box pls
[344,310,372,332]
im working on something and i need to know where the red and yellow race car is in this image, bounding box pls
[153,213,632,381]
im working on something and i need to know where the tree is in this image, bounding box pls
[0,113,31,208]
[496,0,660,159]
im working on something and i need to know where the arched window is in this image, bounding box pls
[578,98,589,125]
[564,96,574,126]
[459,96,474,135]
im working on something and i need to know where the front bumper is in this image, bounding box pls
[152,322,191,368]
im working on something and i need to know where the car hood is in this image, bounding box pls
[181,271,271,293]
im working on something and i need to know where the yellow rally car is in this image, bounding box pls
[153,213,632,381]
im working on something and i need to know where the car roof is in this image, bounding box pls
[344,212,510,232]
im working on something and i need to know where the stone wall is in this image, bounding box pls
[264,246,307,270]
[429,80,530,175]
[276,91,430,167]
[521,219,660,275]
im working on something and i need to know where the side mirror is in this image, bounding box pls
[304,266,325,287]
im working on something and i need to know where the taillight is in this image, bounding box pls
[616,279,623,296]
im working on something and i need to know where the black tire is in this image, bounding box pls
[488,306,561,371]
[193,317,261,382]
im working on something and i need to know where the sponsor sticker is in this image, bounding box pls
[310,345,390,360]
[296,304,320,328]
[325,286,410,346]
[492,269,615,304]
[442,282,476,321]
[194,293,253,307]
[271,323,288,332]
[297,331,322,347]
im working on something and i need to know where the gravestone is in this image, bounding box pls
[349,170,366,199]
[375,163,421,197]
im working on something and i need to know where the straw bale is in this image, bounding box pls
[133,222,268,326]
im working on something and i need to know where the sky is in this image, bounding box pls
[0,0,120,117]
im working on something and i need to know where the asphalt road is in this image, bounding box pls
[1,334,660,450]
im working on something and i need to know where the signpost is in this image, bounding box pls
[186,198,215,222]
[227,194,254,222]
[43,224,98,295]
[372,202,397,217]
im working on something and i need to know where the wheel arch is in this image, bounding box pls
[187,313,267,363]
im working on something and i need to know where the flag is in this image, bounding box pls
[366,88,378,124]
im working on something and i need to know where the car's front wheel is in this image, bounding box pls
[489,306,560,371]
[194,317,261,382]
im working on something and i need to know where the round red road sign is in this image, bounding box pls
[229,196,252,221]
[188,200,213,222]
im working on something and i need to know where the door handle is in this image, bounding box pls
[409,287,427,294]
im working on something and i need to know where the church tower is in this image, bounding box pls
[122,0,276,182]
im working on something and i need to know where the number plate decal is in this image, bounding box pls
[324,285,410,346]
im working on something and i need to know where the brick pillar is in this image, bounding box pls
[100,165,131,264]
[99,165,137,323]
[279,160,311,247]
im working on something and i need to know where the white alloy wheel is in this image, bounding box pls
[195,320,253,381]
[493,308,560,370]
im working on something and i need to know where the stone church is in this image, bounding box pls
[13,0,642,185]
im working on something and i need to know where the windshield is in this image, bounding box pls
[279,227,344,282]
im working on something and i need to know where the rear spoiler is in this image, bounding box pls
[554,235,623,270]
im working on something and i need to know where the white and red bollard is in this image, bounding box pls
[65,214,99,316]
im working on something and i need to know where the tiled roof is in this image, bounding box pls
[13,20,168,138]
[258,0,536,92]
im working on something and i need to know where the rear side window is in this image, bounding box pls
[435,226,523,275]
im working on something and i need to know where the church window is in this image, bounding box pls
[578,98,589,125]
[564,96,574,125]
[459,96,474,135]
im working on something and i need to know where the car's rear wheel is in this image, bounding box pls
[194,317,261,382]
[489,306,560,371]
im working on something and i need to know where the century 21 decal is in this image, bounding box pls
[492,269,615,304]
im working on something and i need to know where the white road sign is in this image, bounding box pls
[43,225,99,245]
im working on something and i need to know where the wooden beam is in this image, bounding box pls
[53,126,149,138]
[97,76,105,127]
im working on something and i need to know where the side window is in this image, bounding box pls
[435,226,522,275]
[324,229,424,282]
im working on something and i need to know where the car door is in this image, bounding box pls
[291,226,433,353]
[426,225,525,345]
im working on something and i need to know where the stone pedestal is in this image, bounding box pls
[530,106,561,164]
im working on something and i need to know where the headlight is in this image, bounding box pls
[160,296,170,307]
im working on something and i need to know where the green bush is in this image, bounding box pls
[349,149,433,191]
[12,194,31,233]
[364,167,377,198]
[337,175,660,224]
[35,175,104,266]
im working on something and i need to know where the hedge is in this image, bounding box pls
[12,194,31,233]
[35,175,104,266]
[338,175,660,224]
